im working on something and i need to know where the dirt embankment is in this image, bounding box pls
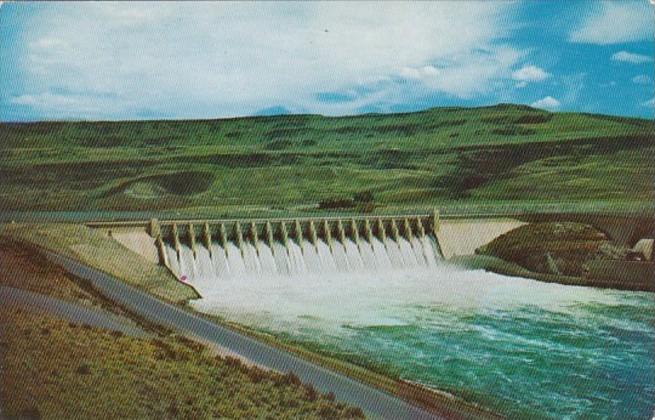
[476,222,629,277]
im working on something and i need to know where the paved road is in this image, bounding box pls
[0,286,147,337]
[42,250,445,420]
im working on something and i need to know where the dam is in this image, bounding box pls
[85,209,537,287]
[122,212,447,286]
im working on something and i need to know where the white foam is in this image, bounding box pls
[164,236,626,335]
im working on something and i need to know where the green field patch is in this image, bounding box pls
[490,126,537,136]
[0,159,161,191]
[481,113,553,125]
[104,171,215,198]
[435,135,654,198]
[265,127,313,139]
[121,181,168,199]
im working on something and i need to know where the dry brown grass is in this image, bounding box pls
[0,307,364,419]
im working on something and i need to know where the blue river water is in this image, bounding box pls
[192,264,655,419]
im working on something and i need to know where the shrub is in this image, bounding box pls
[304,384,318,402]
[317,402,339,419]
[280,371,302,387]
[318,197,355,209]
[20,407,41,419]
[223,356,242,368]
[167,402,179,416]
[357,202,375,214]
[265,139,293,150]
[76,363,91,375]
[151,338,187,361]
[353,191,374,203]
[174,335,204,351]
[247,368,269,383]
[343,406,366,418]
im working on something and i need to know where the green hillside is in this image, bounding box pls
[0,104,653,217]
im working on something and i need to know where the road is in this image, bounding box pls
[42,250,446,420]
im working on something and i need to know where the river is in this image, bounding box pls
[184,260,654,419]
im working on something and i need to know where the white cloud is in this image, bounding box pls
[611,51,653,64]
[633,75,652,85]
[642,97,655,108]
[12,2,516,118]
[421,46,523,98]
[511,65,550,82]
[393,46,524,99]
[570,2,653,44]
[531,96,560,110]
[399,65,440,80]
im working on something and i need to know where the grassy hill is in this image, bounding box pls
[0,104,653,217]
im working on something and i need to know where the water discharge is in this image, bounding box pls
[164,238,655,419]
[166,234,440,283]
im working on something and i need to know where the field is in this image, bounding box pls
[0,104,653,218]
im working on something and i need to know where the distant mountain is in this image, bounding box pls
[253,106,293,116]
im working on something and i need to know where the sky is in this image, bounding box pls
[0,1,653,121]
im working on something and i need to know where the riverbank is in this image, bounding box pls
[463,222,654,292]
[451,254,655,292]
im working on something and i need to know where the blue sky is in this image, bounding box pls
[0,1,653,121]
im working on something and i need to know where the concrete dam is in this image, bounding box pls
[152,212,444,285]
[92,210,528,289]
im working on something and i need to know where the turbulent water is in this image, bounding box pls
[165,239,655,419]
